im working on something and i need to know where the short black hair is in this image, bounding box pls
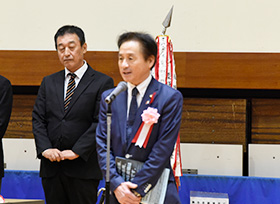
[117,32,157,68]
[54,25,85,50]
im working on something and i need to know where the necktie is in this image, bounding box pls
[64,73,76,111]
[126,87,138,143]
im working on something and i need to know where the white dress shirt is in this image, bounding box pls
[64,61,88,99]
[127,75,152,118]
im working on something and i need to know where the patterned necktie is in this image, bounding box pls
[126,87,138,143]
[64,73,76,111]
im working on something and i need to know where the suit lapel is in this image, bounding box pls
[126,78,159,150]
[64,66,95,116]
[54,70,65,114]
[116,91,128,147]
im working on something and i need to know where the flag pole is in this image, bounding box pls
[153,5,183,189]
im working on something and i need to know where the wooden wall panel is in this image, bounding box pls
[5,95,36,138]
[175,52,280,89]
[10,94,280,153]
[0,50,121,86]
[5,95,248,152]
[180,98,247,151]
[1,51,280,89]
[251,99,280,144]
[0,51,61,86]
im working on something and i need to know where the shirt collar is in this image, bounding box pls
[127,75,152,98]
[64,60,88,79]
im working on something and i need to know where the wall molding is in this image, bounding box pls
[1,50,280,89]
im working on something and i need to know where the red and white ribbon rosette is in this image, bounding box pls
[132,107,160,148]
[0,195,5,203]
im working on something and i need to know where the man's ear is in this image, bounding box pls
[82,43,87,54]
[148,55,156,69]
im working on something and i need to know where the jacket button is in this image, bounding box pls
[125,154,132,159]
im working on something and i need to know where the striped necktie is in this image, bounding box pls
[64,73,76,111]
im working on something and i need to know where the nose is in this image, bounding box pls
[120,59,129,68]
[64,47,71,56]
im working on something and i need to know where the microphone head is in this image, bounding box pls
[105,95,113,104]
[105,81,127,104]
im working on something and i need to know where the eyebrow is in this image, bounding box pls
[118,52,135,55]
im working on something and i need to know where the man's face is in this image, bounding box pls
[56,33,87,72]
[118,40,155,86]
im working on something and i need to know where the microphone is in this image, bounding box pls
[105,81,127,104]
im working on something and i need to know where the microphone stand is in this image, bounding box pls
[105,103,112,204]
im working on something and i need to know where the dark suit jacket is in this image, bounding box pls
[0,75,13,178]
[32,65,113,179]
[96,78,183,203]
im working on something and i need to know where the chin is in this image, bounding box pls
[122,75,132,82]
[65,64,75,71]
[123,79,133,84]
[64,62,71,67]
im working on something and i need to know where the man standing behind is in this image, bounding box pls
[0,75,12,193]
[96,32,182,204]
[32,25,114,204]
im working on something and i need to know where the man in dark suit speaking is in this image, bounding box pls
[32,25,114,204]
[96,32,182,203]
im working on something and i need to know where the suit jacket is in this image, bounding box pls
[96,78,183,203]
[0,75,13,178]
[32,64,114,179]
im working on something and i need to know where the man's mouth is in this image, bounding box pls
[123,71,131,75]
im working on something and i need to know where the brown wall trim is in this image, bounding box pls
[1,50,280,89]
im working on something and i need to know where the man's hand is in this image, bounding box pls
[114,182,141,204]
[42,148,62,162]
[60,150,79,160]
[42,149,79,162]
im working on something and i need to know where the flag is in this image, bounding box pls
[152,35,182,188]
